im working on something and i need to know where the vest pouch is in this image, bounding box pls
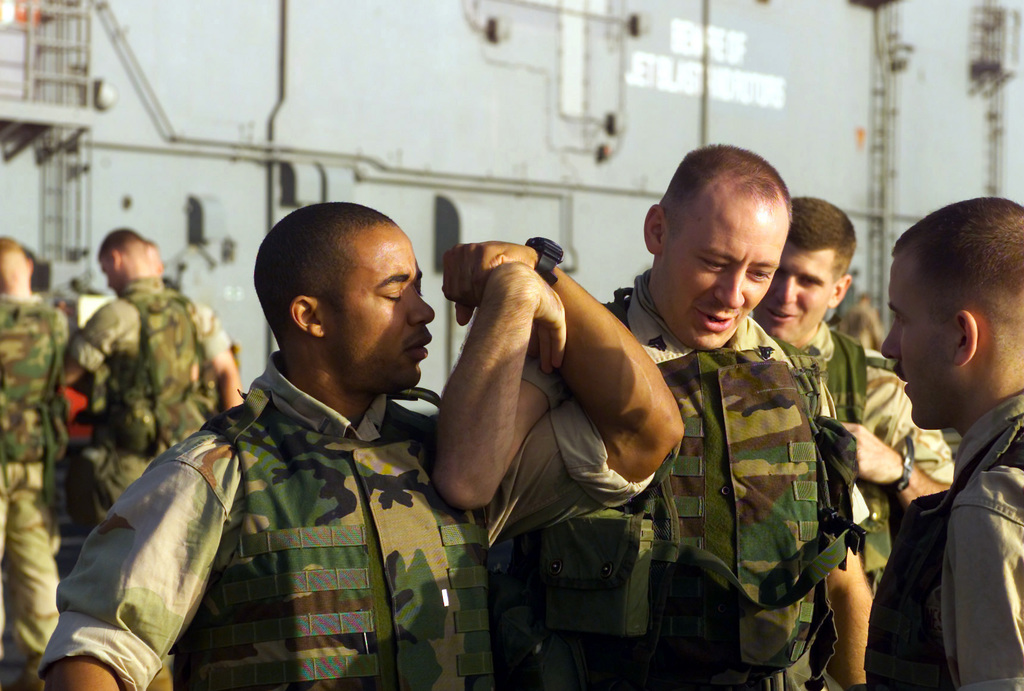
[539,511,652,637]
[110,397,157,454]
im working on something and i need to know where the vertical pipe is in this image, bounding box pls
[265,0,287,360]
[700,0,710,146]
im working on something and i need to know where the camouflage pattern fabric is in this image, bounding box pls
[0,299,68,482]
[493,287,857,690]
[0,298,67,662]
[105,285,205,456]
[807,324,953,586]
[176,391,493,691]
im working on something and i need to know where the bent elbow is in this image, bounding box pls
[432,473,490,511]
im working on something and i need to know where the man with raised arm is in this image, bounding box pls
[41,202,679,690]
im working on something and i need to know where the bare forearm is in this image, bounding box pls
[825,552,871,687]
[436,269,541,509]
[44,656,126,691]
[552,269,682,481]
[211,350,244,410]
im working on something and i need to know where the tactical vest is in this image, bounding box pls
[174,389,494,691]
[492,291,861,690]
[824,330,901,579]
[102,286,205,456]
[865,431,1024,690]
[0,300,68,502]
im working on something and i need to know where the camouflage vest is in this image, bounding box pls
[0,299,68,502]
[865,431,1024,690]
[102,285,205,456]
[492,291,861,690]
[174,389,494,691]
[825,330,900,579]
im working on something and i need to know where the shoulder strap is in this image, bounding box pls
[605,287,632,327]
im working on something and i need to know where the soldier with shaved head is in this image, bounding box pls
[41,202,680,690]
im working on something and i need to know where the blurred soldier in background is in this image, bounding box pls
[0,238,68,691]
[63,228,241,525]
[140,237,242,417]
[834,293,884,352]
[754,197,952,588]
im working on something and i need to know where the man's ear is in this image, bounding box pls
[644,204,669,257]
[952,309,980,367]
[828,273,853,310]
[290,295,325,337]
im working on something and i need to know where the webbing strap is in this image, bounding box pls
[670,575,702,598]
[792,481,817,501]
[225,388,270,444]
[222,568,370,605]
[180,611,375,653]
[439,522,488,547]
[449,565,488,589]
[675,495,704,518]
[454,608,490,633]
[457,651,494,677]
[672,455,703,476]
[204,653,379,691]
[239,525,366,557]
[676,529,851,609]
[864,650,941,687]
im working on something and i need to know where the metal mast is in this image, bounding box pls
[969,0,1019,197]
[851,0,910,320]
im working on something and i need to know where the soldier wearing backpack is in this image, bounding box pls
[0,237,68,691]
[63,229,240,525]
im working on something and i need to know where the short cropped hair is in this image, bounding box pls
[662,144,792,222]
[787,197,857,277]
[893,197,1024,325]
[0,236,27,259]
[255,202,398,343]
[98,228,149,259]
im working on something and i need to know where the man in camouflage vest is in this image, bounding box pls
[41,202,680,689]
[862,198,1024,690]
[753,197,953,588]
[63,228,243,524]
[484,146,874,690]
[0,237,68,691]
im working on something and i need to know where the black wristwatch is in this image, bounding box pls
[525,237,563,285]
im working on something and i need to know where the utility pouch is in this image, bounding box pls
[110,398,157,454]
[540,511,653,637]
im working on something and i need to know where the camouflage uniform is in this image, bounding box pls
[66,277,232,522]
[803,323,953,584]
[490,273,867,690]
[0,294,68,666]
[866,394,1024,689]
[41,353,642,689]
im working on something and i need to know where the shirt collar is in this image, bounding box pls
[804,322,835,361]
[953,393,1024,482]
[121,276,166,296]
[626,273,784,363]
[250,352,387,441]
